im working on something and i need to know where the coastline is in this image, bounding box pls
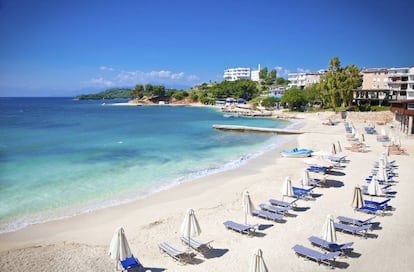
[1,112,413,271]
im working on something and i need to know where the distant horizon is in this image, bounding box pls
[1,0,413,97]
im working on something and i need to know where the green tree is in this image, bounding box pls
[259,67,268,79]
[281,87,306,110]
[189,91,199,102]
[320,57,361,108]
[276,77,289,86]
[173,91,189,100]
[303,83,322,105]
[165,88,177,97]
[267,69,277,84]
[152,85,166,97]
[145,84,153,93]
[261,97,280,108]
[130,84,144,98]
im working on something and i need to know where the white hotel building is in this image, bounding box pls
[288,70,326,89]
[223,65,260,82]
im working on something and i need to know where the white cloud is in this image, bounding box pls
[99,66,114,71]
[85,68,200,88]
[297,67,311,73]
[186,75,200,81]
[274,66,291,78]
[115,69,198,84]
[85,77,114,87]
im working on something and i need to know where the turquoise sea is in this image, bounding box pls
[0,97,293,233]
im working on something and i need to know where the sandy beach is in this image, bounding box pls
[1,111,413,272]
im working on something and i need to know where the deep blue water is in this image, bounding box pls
[0,97,292,233]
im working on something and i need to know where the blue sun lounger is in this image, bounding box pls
[364,198,391,208]
[336,216,376,227]
[361,185,396,197]
[259,203,289,215]
[293,186,315,197]
[308,236,354,255]
[357,205,387,216]
[292,244,340,267]
[334,222,372,238]
[306,166,330,173]
[252,209,285,222]
[120,255,144,272]
[269,198,299,209]
[223,220,256,235]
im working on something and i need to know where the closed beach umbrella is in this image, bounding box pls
[322,215,337,243]
[302,169,310,186]
[354,131,360,142]
[249,248,268,272]
[337,141,342,153]
[368,175,381,196]
[381,154,389,167]
[180,208,201,250]
[351,187,364,210]
[243,191,255,225]
[377,164,388,183]
[109,227,133,270]
[331,143,336,155]
[281,176,294,200]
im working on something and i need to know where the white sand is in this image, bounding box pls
[1,112,413,272]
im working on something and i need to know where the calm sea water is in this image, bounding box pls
[0,97,293,233]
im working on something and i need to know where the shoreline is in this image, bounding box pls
[1,112,413,271]
[0,129,300,248]
[0,132,297,236]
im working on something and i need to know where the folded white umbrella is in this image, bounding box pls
[281,176,294,200]
[322,215,337,243]
[243,191,255,225]
[351,187,364,209]
[109,227,133,270]
[368,175,382,196]
[302,169,310,186]
[180,208,201,250]
[249,248,268,272]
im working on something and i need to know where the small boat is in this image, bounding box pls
[281,148,313,158]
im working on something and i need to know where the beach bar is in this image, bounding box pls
[390,99,414,134]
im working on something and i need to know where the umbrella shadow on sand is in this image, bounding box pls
[324,179,344,188]
[203,248,229,259]
[143,268,166,272]
[327,170,346,176]
[332,260,350,269]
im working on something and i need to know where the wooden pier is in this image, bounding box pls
[212,124,303,134]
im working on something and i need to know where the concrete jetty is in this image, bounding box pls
[212,124,304,134]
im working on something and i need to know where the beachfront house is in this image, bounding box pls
[288,70,326,89]
[354,66,414,105]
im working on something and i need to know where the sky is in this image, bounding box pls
[0,0,413,97]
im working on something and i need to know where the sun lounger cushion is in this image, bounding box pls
[292,244,340,267]
[364,198,391,207]
[120,255,143,271]
[252,209,284,222]
[259,203,289,214]
[269,198,298,209]
[308,236,353,253]
[180,236,212,255]
[158,242,193,263]
[357,205,386,215]
[334,222,371,237]
[336,216,376,226]
[223,220,255,235]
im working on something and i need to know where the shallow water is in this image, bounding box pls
[0,97,292,233]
